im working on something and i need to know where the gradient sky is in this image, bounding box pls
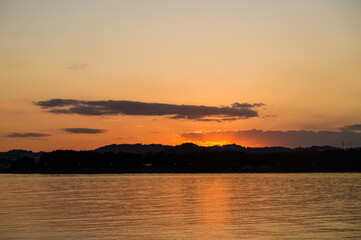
[1,0,361,151]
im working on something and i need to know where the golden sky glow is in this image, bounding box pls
[1,0,361,151]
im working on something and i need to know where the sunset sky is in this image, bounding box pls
[1,0,361,151]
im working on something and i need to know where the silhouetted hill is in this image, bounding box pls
[1,143,360,173]
[95,144,171,154]
[220,144,247,152]
[93,143,338,154]
[163,143,207,153]
[0,150,42,160]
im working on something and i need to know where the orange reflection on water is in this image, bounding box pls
[2,174,360,239]
[193,177,230,226]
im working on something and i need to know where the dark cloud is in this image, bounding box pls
[6,132,51,138]
[182,129,361,148]
[63,128,106,134]
[340,124,361,132]
[34,99,264,121]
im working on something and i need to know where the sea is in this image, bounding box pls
[0,173,360,239]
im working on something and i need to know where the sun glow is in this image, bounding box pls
[1,1,361,151]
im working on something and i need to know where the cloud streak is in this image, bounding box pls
[63,128,106,134]
[34,99,264,121]
[6,132,51,138]
[340,124,361,132]
[66,64,89,71]
[182,129,361,148]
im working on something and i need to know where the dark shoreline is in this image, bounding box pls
[2,144,361,174]
[2,169,361,174]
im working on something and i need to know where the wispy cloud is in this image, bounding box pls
[182,129,361,148]
[34,99,265,121]
[62,128,106,134]
[66,64,89,71]
[340,124,361,132]
[6,132,51,138]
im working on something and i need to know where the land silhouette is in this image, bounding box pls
[1,143,360,173]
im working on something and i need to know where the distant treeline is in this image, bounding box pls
[1,146,361,173]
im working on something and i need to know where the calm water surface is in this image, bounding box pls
[0,173,360,239]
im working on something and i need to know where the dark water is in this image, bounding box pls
[0,173,360,239]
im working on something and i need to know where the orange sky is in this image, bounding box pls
[1,0,361,151]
